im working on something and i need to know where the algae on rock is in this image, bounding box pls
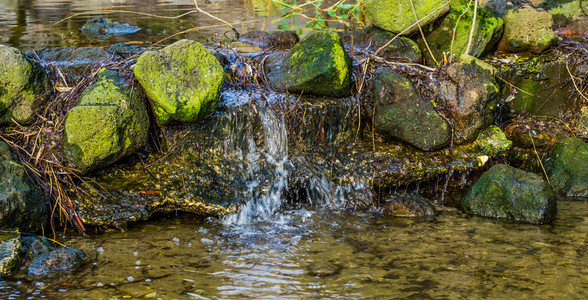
[546,137,588,197]
[134,39,224,125]
[63,69,149,174]
[498,7,559,54]
[363,0,450,35]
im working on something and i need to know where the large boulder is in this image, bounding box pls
[462,164,557,224]
[545,137,588,197]
[264,31,351,97]
[370,69,451,151]
[363,0,451,35]
[63,69,149,174]
[435,55,499,144]
[0,45,50,125]
[338,26,422,62]
[134,39,224,125]
[498,7,559,54]
[417,1,504,65]
[0,142,47,232]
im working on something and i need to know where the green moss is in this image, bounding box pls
[364,0,450,35]
[134,39,224,125]
[499,8,558,54]
[546,137,588,197]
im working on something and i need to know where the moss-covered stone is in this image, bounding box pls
[462,164,557,224]
[264,31,351,97]
[63,69,149,174]
[577,106,588,136]
[134,39,224,125]
[338,26,422,62]
[417,0,504,65]
[364,0,451,35]
[0,142,47,232]
[435,55,499,144]
[545,137,588,197]
[542,0,588,25]
[371,69,451,151]
[0,232,21,277]
[0,45,50,125]
[498,7,559,54]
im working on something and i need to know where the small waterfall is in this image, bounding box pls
[222,108,289,225]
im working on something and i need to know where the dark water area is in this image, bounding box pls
[0,0,287,50]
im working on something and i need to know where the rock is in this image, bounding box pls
[554,17,588,39]
[370,69,451,151]
[338,26,422,62]
[63,69,149,174]
[81,17,140,38]
[239,30,299,50]
[0,45,50,125]
[363,0,451,35]
[541,0,588,25]
[481,0,538,16]
[264,31,351,97]
[134,39,224,125]
[0,141,47,232]
[436,55,500,144]
[577,106,588,136]
[417,1,504,65]
[498,7,559,54]
[462,164,557,224]
[381,193,436,217]
[503,117,568,149]
[0,232,21,277]
[345,187,375,210]
[24,240,85,277]
[545,137,588,197]
[107,42,146,58]
[26,47,110,85]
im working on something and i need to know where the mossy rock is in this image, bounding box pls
[462,164,557,224]
[364,0,451,35]
[417,0,504,66]
[545,137,588,197]
[498,7,559,54]
[338,26,422,62]
[371,69,451,151]
[577,106,588,136]
[0,232,21,277]
[63,69,149,174]
[264,31,351,97]
[0,45,50,125]
[541,0,588,25]
[134,39,224,125]
[0,141,47,232]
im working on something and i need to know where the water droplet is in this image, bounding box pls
[97,247,104,255]
[127,276,134,282]
[133,251,139,257]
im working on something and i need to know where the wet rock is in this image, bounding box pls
[577,106,588,136]
[417,1,504,66]
[555,17,588,38]
[264,31,351,97]
[63,69,149,174]
[503,117,569,149]
[481,0,537,16]
[370,69,451,151]
[307,262,342,277]
[497,55,578,117]
[541,0,588,25]
[239,30,299,50]
[24,241,85,277]
[381,193,436,217]
[81,17,140,38]
[134,39,224,125]
[0,232,21,277]
[345,188,375,210]
[26,47,110,85]
[107,42,146,58]
[545,137,588,197]
[0,141,47,232]
[435,55,499,144]
[463,164,556,224]
[498,7,559,54]
[363,0,451,35]
[338,26,422,62]
[0,45,50,125]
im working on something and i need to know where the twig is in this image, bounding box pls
[529,131,550,185]
[409,0,438,65]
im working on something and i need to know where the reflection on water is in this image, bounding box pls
[0,0,284,50]
[1,200,586,299]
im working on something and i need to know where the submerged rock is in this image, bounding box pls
[0,45,50,125]
[417,0,504,65]
[381,193,436,217]
[0,232,21,277]
[239,30,299,50]
[81,17,140,38]
[107,42,146,57]
[264,31,351,97]
[436,55,499,144]
[370,69,451,151]
[545,137,588,197]
[134,39,224,125]
[338,26,422,62]
[22,237,85,277]
[363,0,450,35]
[0,142,47,232]
[462,164,556,224]
[63,69,149,174]
[498,7,559,54]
